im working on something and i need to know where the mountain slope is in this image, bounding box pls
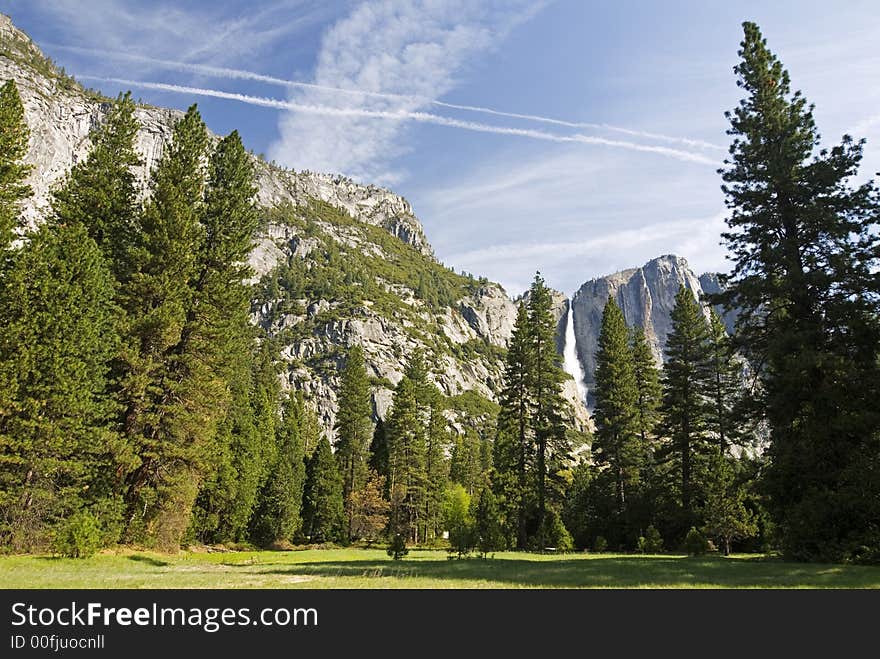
[0,13,591,436]
[568,254,728,402]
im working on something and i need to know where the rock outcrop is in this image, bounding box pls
[569,254,721,402]
[1,13,592,437]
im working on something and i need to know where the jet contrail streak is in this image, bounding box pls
[59,44,723,151]
[81,75,719,165]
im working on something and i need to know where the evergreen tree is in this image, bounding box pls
[120,105,214,548]
[302,435,344,543]
[659,286,710,525]
[702,310,743,449]
[423,387,450,542]
[716,23,880,561]
[630,325,662,447]
[593,297,640,519]
[494,302,533,549]
[335,346,373,540]
[702,449,757,556]
[525,273,570,546]
[473,485,505,556]
[0,79,31,252]
[0,223,120,551]
[51,92,141,276]
[450,429,484,495]
[250,392,307,546]
[348,470,390,543]
[368,417,389,493]
[386,376,426,542]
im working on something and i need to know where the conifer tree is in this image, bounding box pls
[0,79,31,253]
[0,222,120,550]
[250,392,307,546]
[120,105,212,547]
[702,449,757,556]
[660,286,710,524]
[526,273,570,545]
[630,325,662,447]
[473,485,505,556]
[702,310,743,449]
[494,302,533,549]
[302,435,344,543]
[368,417,390,494]
[450,429,483,495]
[716,23,880,560]
[386,375,426,542]
[423,390,450,541]
[593,297,640,518]
[335,346,373,540]
[51,92,141,277]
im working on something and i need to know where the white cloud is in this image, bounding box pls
[414,145,728,294]
[268,0,548,182]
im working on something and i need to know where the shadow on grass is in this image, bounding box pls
[241,555,879,588]
[127,555,169,567]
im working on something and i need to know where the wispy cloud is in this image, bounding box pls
[20,0,331,67]
[85,76,719,165]
[268,0,548,182]
[59,43,723,152]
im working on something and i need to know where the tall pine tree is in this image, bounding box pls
[335,345,373,540]
[525,273,570,547]
[659,286,710,527]
[593,297,641,522]
[716,23,880,561]
[0,79,31,253]
[493,302,533,549]
[303,435,344,543]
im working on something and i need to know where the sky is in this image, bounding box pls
[2,0,879,296]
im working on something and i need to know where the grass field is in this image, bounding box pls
[2,548,879,588]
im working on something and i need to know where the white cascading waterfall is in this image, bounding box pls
[562,296,588,405]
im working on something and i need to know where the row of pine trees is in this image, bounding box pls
[0,21,878,562]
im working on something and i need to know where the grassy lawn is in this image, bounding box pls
[1,548,879,588]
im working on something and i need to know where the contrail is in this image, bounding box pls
[58,44,723,151]
[81,76,719,165]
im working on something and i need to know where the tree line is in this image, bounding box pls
[0,21,878,562]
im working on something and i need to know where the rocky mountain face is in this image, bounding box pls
[1,14,591,437]
[568,254,728,403]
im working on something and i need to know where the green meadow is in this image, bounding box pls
[2,549,878,589]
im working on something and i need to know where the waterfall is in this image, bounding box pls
[563,297,588,404]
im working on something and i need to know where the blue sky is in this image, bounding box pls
[3,0,879,295]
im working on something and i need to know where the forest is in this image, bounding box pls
[0,22,878,565]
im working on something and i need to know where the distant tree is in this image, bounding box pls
[494,302,534,549]
[659,286,710,524]
[250,392,307,546]
[702,449,757,556]
[335,346,373,540]
[450,429,483,495]
[442,483,473,558]
[702,310,744,449]
[368,417,390,494]
[302,436,344,543]
[630,325,662,447]
[473,485,505,556]
[0,79,31,252]
[386,376,426,543]
[348,470,390,543]
[593,298,641,518]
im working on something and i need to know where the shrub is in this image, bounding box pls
[684,527,709,556]
[387,533,409,560]
[593,535,608,553]
[643,525,664,553]
[542,509,573,553]
[53,511,102,558]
